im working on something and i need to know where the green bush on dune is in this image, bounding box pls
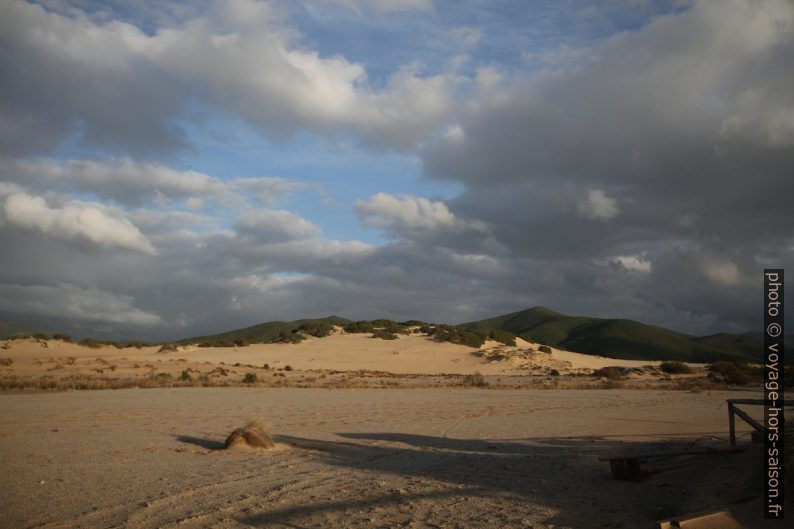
[399,320,427,327]
[371,330,398,340]
[431,325,486,348]
[489,329,516,346]
[297,322,333,338]
[344,321,375,334]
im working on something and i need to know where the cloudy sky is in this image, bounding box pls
[1,0,792,340]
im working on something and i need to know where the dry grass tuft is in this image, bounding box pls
[224,421,275,451]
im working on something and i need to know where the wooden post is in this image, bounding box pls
[728,401,736,447]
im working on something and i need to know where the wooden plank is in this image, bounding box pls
[726,399,793,446]
[657,509,746,529]
[726,398,794,406]
[731,405,764,432]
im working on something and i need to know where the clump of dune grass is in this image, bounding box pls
[462,371,488,387]
[224,420,275,451]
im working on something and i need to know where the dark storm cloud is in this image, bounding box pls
[418,0,794,332]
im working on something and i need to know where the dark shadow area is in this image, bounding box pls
[236,432,762,528]
[174,434,225,450]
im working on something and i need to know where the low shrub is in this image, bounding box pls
[593,366,624,380]
[489,329,516,346]
[297,322,333,338]
[283,365,294,371]
[78,338,104,349]
[180,370,192,381]
[243,373,258,384]
[371,330,398,340]
[549,368,560,376]
[432,325,486,348]
[538,345,552,353]
[344,321,375,334]
[709,361,751,385]
[276,331,304,344]
[52,334,72,342]
[659,361,692,374]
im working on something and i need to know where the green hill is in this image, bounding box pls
[179,316,352,345]
[461,307,769,363]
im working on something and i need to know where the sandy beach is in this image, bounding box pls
[1,335,787,529]
[0,386,782,529]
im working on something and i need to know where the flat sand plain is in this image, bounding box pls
[0,387,782,529]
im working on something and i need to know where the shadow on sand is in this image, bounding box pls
[174,434,225,450]
[230,432,756,528]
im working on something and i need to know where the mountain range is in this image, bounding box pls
[459,306,786,363]
[3,307,788,363]
[179,307,787,363]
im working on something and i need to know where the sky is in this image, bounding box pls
[0,0,792,341]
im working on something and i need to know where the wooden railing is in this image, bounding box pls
[727,398,793,447]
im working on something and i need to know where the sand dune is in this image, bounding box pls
[1,333,661,377]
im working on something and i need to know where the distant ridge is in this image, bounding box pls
[460,306,787,363]
[174,307,788,363]
[179,316,352,345]
[3,307,778,364]
[0,320,46,340]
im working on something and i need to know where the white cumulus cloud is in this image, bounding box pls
[1,192,156,254]
[356,193,486,233]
